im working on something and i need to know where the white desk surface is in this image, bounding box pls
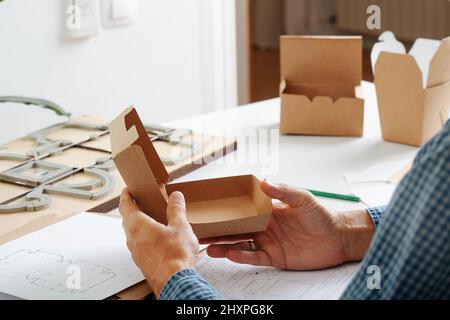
[0,81,419,300]
[164,81,418,212]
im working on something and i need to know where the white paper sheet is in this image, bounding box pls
[196,255,360,300]
[0,213,144,300]
[351,184,397,207]
[345,160,409,183]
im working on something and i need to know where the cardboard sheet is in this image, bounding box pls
[390,163,412,185]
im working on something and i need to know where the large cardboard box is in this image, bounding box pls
[279,36,364,136]
[372,31,450,146]
[109,107,272,239]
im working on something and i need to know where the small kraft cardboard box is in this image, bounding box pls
[372,31,450,147]
[109,107,272,239]
[279,36,364,136]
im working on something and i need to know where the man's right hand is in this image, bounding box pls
[205,181,375,270]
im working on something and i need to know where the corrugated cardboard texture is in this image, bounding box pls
[279,36,364,136]
[374,36,450,146]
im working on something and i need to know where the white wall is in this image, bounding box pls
[235,0,250,105]
[0,0,205,134]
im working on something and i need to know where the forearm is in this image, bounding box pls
[339,210,376,262]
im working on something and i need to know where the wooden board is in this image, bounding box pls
[0,117,237,242]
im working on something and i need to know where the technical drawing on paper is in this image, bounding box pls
[196,256,360,300]
[0,249,117,295]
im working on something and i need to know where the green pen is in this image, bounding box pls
[306,189,361,203]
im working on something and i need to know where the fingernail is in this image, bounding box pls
[170,191,184,202]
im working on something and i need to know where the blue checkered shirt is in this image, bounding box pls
[160,120,450,300]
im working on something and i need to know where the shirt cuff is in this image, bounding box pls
[159,268,221,300]
[366,206,386,227]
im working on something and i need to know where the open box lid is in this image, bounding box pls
[371,31,450,89]
[426,37,450,87]
[110,107,170,224]
[280,36,362,86]
[109,106,169,185]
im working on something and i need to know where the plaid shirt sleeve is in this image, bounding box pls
[366,206,387,227]
[159,268,221,300]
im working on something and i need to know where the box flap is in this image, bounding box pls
[409,38,442,88]
[114,145,168,224]
[109,106,169,184]
[280,94,364,136]
[371,31,406,73]
[371,31,448,89]
[427,37,450,88]
[280,36,362,85]
[374,51,425,146]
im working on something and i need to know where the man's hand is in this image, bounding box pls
[205,181,374,270]
[119,188,198,297]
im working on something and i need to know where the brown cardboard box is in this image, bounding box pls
[109,107,272,239]
[372,32,450,146]
[279,36,364,136]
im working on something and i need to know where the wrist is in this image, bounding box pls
[338,210,375,262]
[148,260,194,298]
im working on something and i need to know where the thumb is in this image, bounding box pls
[260,180,314,208]
[166,191,188,226]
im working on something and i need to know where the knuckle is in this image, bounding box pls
[276,183,289,198]
[168,202,184,214]
[128,223,141,236]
